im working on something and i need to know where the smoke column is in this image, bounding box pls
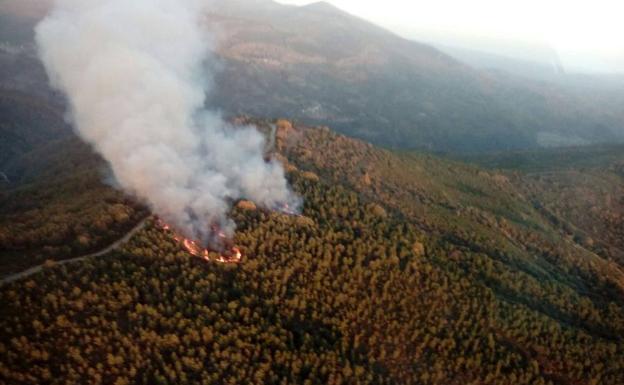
[35,0,299,245]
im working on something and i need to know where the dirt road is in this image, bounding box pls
[0,219,148,286]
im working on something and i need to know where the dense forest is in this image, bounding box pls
[2,120,624,384]
[462,144,624,270]
[0,134,147,276]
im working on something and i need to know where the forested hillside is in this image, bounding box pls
[463,144,624,275]
[2,120,624,384]
[0,95,147,276]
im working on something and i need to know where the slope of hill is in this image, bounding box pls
[0,97,147,276]
[0,91,69,169]
[2,120,624,384]
[2,0,624,153]
[463,144,624,269]
[203,0,624,152]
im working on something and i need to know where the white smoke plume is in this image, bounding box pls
[35,0,299,245]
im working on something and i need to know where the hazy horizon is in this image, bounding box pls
[277,0,624,74]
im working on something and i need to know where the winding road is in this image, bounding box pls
[0,218,148,286]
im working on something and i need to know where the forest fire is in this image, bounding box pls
[278,203,301,217]
[155,201,298,264]
[157,219,241,264]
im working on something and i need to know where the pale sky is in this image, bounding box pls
[277,0,624,73]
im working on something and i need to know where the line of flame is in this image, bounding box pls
[157,219,241,264]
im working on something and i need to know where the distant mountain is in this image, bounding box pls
[203,0,624,152]
[403,30,566,74]
[1,0,624,153]
[435,44,564,80]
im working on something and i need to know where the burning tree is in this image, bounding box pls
[157,219,241,264]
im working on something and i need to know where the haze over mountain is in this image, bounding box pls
[3,0,624,153]
[278,0,624,75]
[207,0,624,152]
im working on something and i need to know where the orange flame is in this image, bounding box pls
[279,203,301,217]
[157,219,241,264]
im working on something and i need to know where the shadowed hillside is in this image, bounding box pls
[0,95,147,276]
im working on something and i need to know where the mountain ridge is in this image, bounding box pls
[202,0,624,152]
[3,0,624,153]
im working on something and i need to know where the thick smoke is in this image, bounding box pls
[35,0,299,245]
